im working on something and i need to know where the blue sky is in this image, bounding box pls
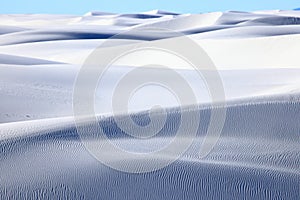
[1,0,300,14]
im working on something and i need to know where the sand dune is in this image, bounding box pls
[0,10,300,199]
[0,101,299,199]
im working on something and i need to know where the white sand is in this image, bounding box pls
[0,10,299,199]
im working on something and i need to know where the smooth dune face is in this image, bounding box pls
[0,10,300,199]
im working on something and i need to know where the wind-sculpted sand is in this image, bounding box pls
[0,10,299,199]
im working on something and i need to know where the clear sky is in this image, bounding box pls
[1,0,299,14]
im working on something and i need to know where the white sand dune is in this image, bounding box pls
[0,10,300,199]
[1,101,299,199]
